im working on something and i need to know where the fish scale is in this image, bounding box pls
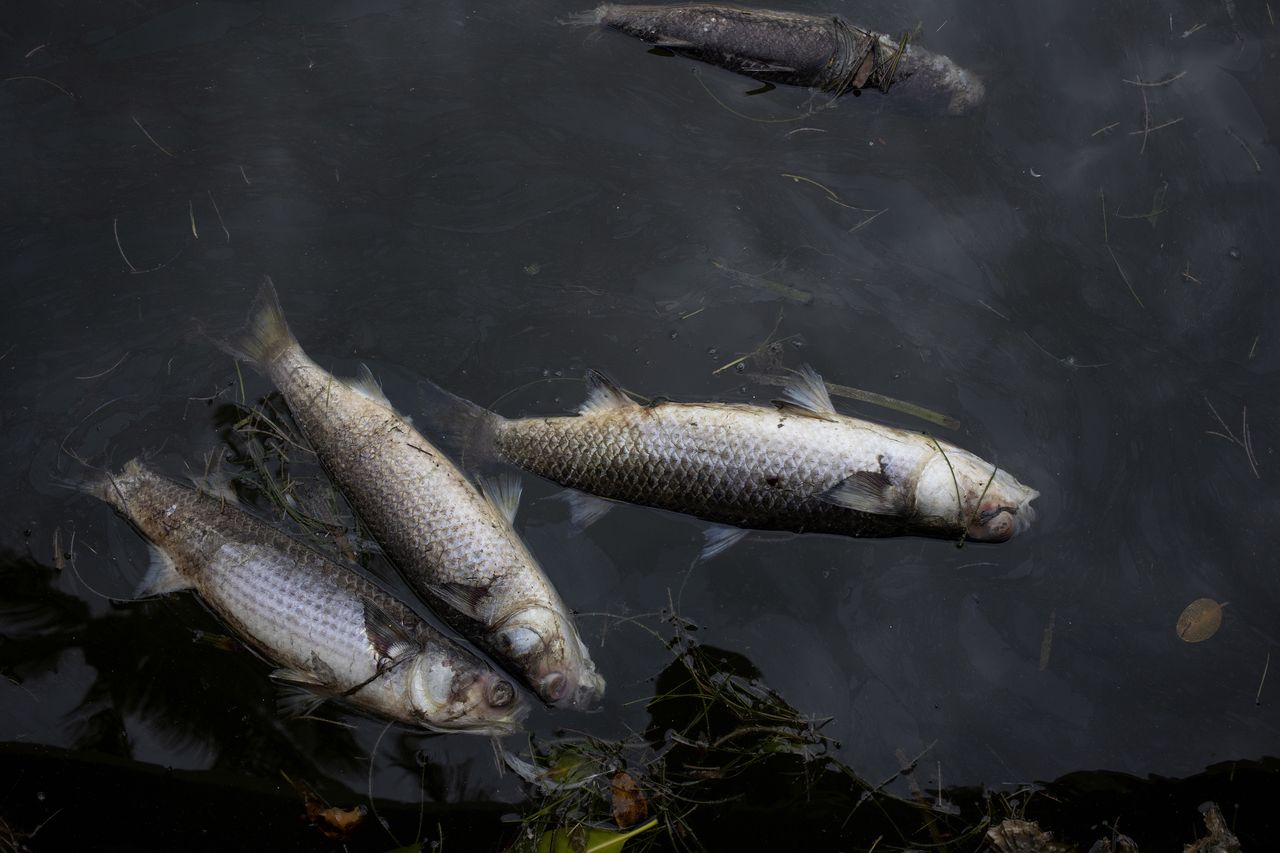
[88,462,527,733]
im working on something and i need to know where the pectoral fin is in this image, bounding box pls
[427,581,492,621]
[362,601,418,666]
[821,471,907,515]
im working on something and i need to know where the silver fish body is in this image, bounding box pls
[89,461,527,733]
[225,281,604,709]
[442,368,1037,544]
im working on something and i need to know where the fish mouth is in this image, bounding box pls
[965,489,1039,542]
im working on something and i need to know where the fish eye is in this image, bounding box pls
[488,679,516,708]
[541,672,568,702]
[499,626,544,656]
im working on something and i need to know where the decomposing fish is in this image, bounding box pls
[422,366,1038,556]
[85,460,528,734]
[577,3,986,115]
[222,280,605,709]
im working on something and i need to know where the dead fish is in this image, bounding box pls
[423,366,1038,557]
[575,3,985,115]
[221,280,605,710]
[85,460,528,734]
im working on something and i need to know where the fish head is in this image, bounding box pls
[408,656,529,736]
[915,449,1039,542]
[496,608,606,710]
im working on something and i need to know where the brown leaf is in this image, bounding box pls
[1177,598,1226,643]
[286,773,367,841]
[610,770,648,829]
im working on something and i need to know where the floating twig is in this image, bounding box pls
[749,372,960,429]
[112,218,139,273]
[131,115,174,158]
[75,352,129,380]
[1128,116,1183,140]
[1181,23,1206,38]
[24,44,47,58]
[1226,127,1262,174]
[188,200,199,239]
[208,191,231,242]
[2,75,75,100]
[976,299,1010,321]
[1107,245,1145,308]
[1090,121,1120,137]
[239,165,251,185]
[1258,652,1270,705]
[712,311,789,375]
[849,207,889,234]
[1123,71,1186,87]
[1205,398,1260,478]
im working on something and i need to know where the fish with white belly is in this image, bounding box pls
[423,366,1039,556]
[222,281,605,709]
[84,460,528,734]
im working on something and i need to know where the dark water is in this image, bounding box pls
[2,0,1278,847]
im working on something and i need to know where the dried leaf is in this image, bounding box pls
[986,819,1072,853]
[610,770,648,828]
[1183,801,1240,852]
[1177,598,1226,643]
[284,772,367,841]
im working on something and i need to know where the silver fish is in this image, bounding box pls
[425,366,1038,555]
[86,460,528,734]
[223,280,605,709]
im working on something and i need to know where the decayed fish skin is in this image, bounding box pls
[87,460,528,734]
[223,280,605,710]
[426,367,1038,547]
[580,3,985,115]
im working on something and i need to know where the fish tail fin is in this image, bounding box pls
[58,457,143,509]
[218,277,298,371]
[417,376,505,471]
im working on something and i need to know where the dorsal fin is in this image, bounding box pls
[777,365,836,418]
[346,364,394,409]
[579,369,636,416]
[479,472,522,525]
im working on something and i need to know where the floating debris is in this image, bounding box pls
[1176,598,1226,643]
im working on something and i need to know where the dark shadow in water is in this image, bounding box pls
[1,551,368,788]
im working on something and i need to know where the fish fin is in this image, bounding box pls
[427,581,491,621]
[217,276,298,369]
[699,525,750,561]
[580,369,636,416]
[347,364,395,410]
[362,601,418,666]
[270,670,329,718]
[821,471,906,515]
[188,455,238,504]
[557,489,614,530]
[417,376,504,470]
[135,545,193,597]
[777,365,836,418]
[478,473,523,526]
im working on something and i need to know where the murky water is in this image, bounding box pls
[3,0,1278,846]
